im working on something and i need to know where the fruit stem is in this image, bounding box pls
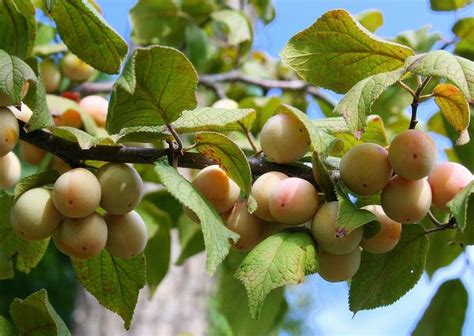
[408,76,432,130]
[238,121,259,153]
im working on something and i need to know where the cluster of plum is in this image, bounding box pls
[10,163,147,260]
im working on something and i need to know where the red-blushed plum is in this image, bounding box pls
[360,205,402,253]
[79,95,109,127]
[251,171,288,221]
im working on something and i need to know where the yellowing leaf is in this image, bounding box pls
[280,9,414,93]
[433,83,470,145]
[356,9,383,33]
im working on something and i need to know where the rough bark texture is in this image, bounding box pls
[72,232,212,336]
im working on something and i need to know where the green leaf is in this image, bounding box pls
[349,224,429,313]
[239,96,282,133]
[136,200,172,296]
[394,25,442,53]
[453,17,474,60]
[10,289,70,336]
[214,252,286,336]
[176,214,205,265]
[335,184,377,233]
[51,127,115,150]
[356,10,383,33]
[276,104,339,156]
[413,279,468,335]
[235,230,318,319]
[107,46,198,135]
[0,316,16,336]
[311,152,337,201]
[14,170,59,199]
[71,251,146,329]
[280,9,414,93]
[334,69,406,136]
[130,0,189,48]
[425,229,462,278]
[173,107,256,134]
[50,0,127,74]
[211,10,253,46]
[195,132,252,196]
[0,0,36,58]
[405,50,474,101]
[154,158,238,274]
[185,24,211,71]
[429,0,471,11]
[0,193,50,280]
[433,83,470,144]
[448,181,474,231]
[0,50,36,105]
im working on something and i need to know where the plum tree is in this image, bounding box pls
[79,95,109,127]
[0,152,21,189]
[388,130,437,180]
[191,165,240,214]
[340,143,392,195]
[39,59,61,93]
[0,107,19,156]
[60,53,96,82]
[428,162,473,211]
[19,141,46,165]
[311,201,363,254]
[211,98,239,109]
[318,247,361,282]
[269,177,319,225]
[260,113,310,163]
[103,211,148,259]
[251,171,288,221]
[360,205,402,254]
[53,213,108,259]
[96,163,144,215]
[11,188,63,240]
[381,175,432,224]
[221,200,266,251]
[52,168,102,218]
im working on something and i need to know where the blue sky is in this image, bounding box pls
[96,1,474,335]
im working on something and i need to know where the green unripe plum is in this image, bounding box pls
[318,247,361,282]
[96,163,143,215]
[104,211,148,259]
[211,99,239,109]
[60,53,96,82]
[388,130,437,180]
[53,213,107,259]
[52,168,101,218]
[192,165,240,214]
[222,200,266,251]
[39,59,61,93]
[311,201,363,255]
[428,162,473,211]
[11,188,63,240]
[0,81,29,106]
[79,95,109,127]
[251,171,288,221]
[0,152,21,189]
[360,205,402,254]
[0,107,19,156]
[269,177,319,225]
[20,141,46,165]
[340,143,392,195]
[260,113,310,163]
[381,175,432,224]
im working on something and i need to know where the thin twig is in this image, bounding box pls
[237,121,259,153]
[165,123,183,153]
[397,80,416,98]
[408,76,432,129]
[424,216,457,235]
[427,210,446,227]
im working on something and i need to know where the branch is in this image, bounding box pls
[18,121,316,184]
[408,76,432,129]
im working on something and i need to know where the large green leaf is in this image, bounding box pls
[349,224,429,313]
[334,69,406,136]
[280,9,414,93]
[195,132,252,196]
[174,107,256,134]
[405,50,474,101]
[154,158,238,274]
[107,46,198,135]
[71,251,146,329]
[0,193,50,280]
[235,230,318,318]
[413,280,468,335]
[10,289,70,336]
[453,17,474,60]
[425,229,462,278]
[335,184,377,233]
[429,0,471,11]
[0,50,36,105]
[50,0,127,73]
[276,104,339,156]
[0,0,36,58]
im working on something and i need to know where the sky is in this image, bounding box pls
[95,1,474,335]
